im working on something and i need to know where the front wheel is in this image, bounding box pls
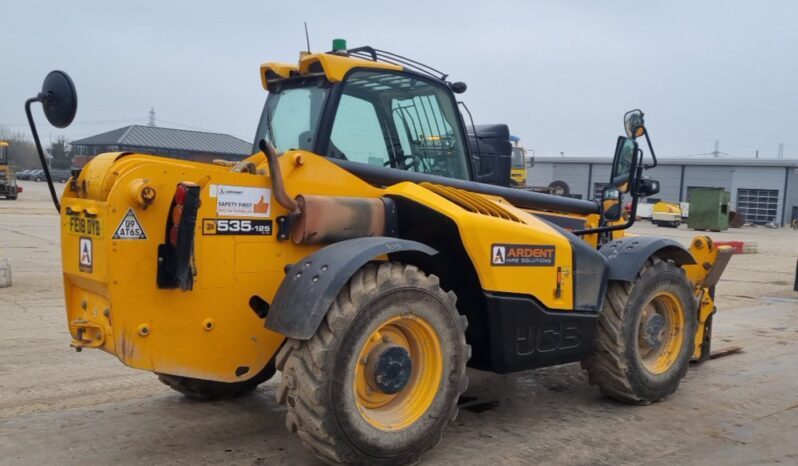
[276,262,469,465]
[582,258,697,404]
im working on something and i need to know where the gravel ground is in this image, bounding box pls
[1,180,797,465]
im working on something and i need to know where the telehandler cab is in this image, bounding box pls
[27,41,732,465]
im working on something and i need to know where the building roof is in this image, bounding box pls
[535,156,798,168]
[72,125,251,156]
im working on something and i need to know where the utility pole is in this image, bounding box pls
[755,149,759,159]
[778,142,784,159]
[148,108,156,127]
[712,140,720,158]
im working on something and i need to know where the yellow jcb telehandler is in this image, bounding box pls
[0,141,22,200]
[26,41,731,465]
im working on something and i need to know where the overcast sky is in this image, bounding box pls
[2,0,797,158]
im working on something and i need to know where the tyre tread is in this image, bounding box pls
[275,261,469,465]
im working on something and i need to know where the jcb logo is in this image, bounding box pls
[516,322,581,355]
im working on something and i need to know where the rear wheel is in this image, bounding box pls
[157,361,275,401]
[276,262,469,465]
[582,258,697,404]
[548,180,570,196]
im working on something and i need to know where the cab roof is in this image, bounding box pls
[260,52,402,91]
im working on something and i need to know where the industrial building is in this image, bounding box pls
[527,156,798,225]
[71,125,251,167]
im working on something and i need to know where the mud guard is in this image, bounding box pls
[599,236,696,282]
[266,237,437,340]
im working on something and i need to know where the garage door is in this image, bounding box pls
[736,188,779,225]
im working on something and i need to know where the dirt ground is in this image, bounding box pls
[1,181,797,465]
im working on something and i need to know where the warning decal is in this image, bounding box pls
[113,208,147,240]
[491,244,555,266]
[79,237,92,273]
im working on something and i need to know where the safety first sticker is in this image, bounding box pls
[210,185,271,218]
[113,208,147,240]
[491,244,555,266]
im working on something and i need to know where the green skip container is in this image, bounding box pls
[688,188,730,231]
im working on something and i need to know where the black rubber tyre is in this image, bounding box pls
[548,179,570,196]
[582,258,697,404]
[157,361,275,401]
[276,262,469,466]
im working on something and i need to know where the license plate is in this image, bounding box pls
[67,215,103,238]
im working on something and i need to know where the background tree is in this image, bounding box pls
[48,136,73,169]
[0,125,40,170]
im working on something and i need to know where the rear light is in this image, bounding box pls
[157,182,200,290]
[174,184,188,206]
[169,225,179,246]
[17,186,23,193]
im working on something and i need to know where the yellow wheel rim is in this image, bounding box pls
[637,291,685,374]
[353,315,443,431]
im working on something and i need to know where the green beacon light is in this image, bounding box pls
[332,38,348,54]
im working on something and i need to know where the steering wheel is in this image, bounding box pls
[385,154,416,169]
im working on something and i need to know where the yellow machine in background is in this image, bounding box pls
[0,141,20,200]
[509,135,529,187]
[652,201,682,227]
[26,41,731,465]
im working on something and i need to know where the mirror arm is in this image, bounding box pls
[642,130,657,169]
[572,199,637,236]
[574,154,644,236]
[25,97,61,213]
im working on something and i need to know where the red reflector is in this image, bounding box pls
[174,184,188,205]
[172,204,183,225]
[169,225,179,245]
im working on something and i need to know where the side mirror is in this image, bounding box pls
[636,178,660,197]
[601,187,622,222]
[610,136,638,193]
[624,109,645,138]
[449,81,467,94]
[25,70,78,213]
[38,71,78,128]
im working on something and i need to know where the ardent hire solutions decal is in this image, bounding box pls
[491,244,556,266]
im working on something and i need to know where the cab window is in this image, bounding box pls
[328,70,470,180]
[511,147,525,168]
[329,95,389,166]
[254,80,328,154]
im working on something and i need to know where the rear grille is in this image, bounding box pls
[420,182,522,223]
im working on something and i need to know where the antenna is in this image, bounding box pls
[304,22,311,53]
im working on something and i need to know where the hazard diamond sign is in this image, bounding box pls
[113,208,147,240]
